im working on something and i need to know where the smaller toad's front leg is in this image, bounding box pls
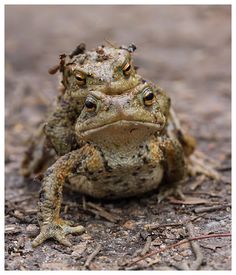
[32,145,103,247]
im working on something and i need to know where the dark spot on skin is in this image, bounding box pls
[71,164,78,174]
[54,185,61,199]
[38,213,44,224]
[60,99,70,108]
[97,53,110,62]
[62,155,70,161]
[88,171,94,175]
[143,157,148,164]
[44,168,53,177]
[105,162,113,172]
[39,189,45,202]
[137,152,142,158]
[94,145,113,172]
[34,173,44,183]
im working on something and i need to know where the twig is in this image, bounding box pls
[189,213,207,222]
[145,214,206,231]
[186,223,203,270]
[86,202,120,223]
[194,204,231,214]
[82,195,87,210]
[145,222,182,231]
[184,191,222,198]
[194,150,219,166]
[189,175,205,191]
[216,165,231,172]
[141,236,152,256]
[5,224,22,234]
[128,232,231,267]
[84,243,102,268]
[8,210,25,222]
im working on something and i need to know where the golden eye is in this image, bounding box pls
[122,62,132,76]
[84,97,97,112]
[143,88,155,106]
[75,71,86,86]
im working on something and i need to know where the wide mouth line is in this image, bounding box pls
[80,120,162,135]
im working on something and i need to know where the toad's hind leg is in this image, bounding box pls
[188,150,221,180]
[168,107,220,180]
[21,124,57,178]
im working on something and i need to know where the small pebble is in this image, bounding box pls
[26,224,38,236]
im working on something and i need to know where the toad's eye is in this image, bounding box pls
[122,62,132,76]
[85,97,97,112]
[75,71,86,86]
[142,88,155,106]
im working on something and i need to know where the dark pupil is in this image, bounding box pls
[85,100,95,109]
[124,64,131,71]
[145,92,154,101]
[76,76,84,81]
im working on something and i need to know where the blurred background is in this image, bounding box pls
[5,5,231,150]
[5,5,231,270]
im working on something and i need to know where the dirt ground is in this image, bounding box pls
[5,5,231,270]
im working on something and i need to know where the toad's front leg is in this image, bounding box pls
[32,145,104,247]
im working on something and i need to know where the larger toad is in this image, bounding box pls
[21,43,219,247]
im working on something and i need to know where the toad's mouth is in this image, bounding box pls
[77,119,164,139]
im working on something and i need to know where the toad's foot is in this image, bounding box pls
[157,180,186,203]
[188,150,221,180]
[32,220,85,247]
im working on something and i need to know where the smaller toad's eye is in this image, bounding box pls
[84,97,97,112]
[122,62,132,76]
[142,88,155,106]
[75,71,86,86]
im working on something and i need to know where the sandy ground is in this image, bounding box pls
[5,5,231,270]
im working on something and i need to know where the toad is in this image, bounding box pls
[21,43,219,247]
